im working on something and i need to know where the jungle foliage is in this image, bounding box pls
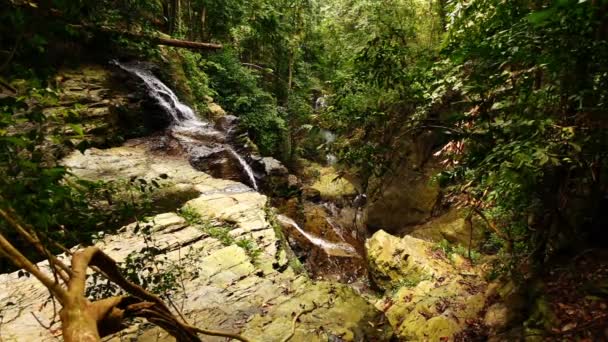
[1,0,608,339]
[317,0,608,274]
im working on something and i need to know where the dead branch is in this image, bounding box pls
[0,207,71,283]
[281,303,318,342]
[0,232,68,304]
[472,208,512,247]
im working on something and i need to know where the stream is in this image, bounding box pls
[115,61,368,284]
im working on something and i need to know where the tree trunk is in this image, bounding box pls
[176,0,181,34]
[288,52,294,90]
[200,6,207,41]
[437,0,448,32]
[154,36,222,50]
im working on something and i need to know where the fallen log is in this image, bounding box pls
[9,1,223,51]
[152,36,222,50]
[67,24,223,51]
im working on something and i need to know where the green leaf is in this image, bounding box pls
[528,8,557,25]
[569,142,582,153]
[68,124,84,137]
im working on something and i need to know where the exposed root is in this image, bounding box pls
[0,205,251,342]
[281,302,319,342]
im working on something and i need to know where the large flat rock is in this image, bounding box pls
[0,142,391,341]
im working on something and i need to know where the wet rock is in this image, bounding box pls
[276,202,366,283]
[255,157,301,198]
[189,146,246,183]
[171,125,227,144]
[214,114,239,133]
[258,157,288,176]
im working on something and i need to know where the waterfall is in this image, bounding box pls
[112,61,199,125]
[114,60,258,190]
[320,129,337,165]
[227,147,258,191]
[277,215,358,257]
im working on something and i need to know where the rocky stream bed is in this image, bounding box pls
[0,62,511,341]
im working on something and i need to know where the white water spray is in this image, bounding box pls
[277,215,358,257]
[114,60,259,190]
[228,148,258,191]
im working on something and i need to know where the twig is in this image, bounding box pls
[0,233,68,304]
[30,312,55,330]
[190,326,252,342]
[281,303,318,342]
[0,206,72,282]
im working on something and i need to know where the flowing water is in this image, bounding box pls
[320,129,338,166]
[277,215,358,258]
[112,61,199,124]
[114,61,258,190]
[227,147,259,191]
[116,61,364,283]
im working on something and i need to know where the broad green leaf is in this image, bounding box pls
[68,123,84,136]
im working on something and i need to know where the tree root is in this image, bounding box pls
[0,205,251,342]
[281,303,318,342]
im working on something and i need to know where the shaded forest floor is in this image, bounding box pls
[541,249,608,341]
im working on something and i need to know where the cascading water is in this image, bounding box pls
[320,129,337,166]
[277,215,358,258]
[114,60,259,190]
[116,60,364,283]
[227,147,258,191]
[112,61,199,125]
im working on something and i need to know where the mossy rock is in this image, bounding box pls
[366,157,441,232]
[367,230,491,340]
[366,230,446,290]
[407,208,487,247]
[243,280,393,341]
[306,164,357,201]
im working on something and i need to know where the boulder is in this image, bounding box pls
[207,102,227,119]
[214,114,239,133]
[365,134,442,232]
[365,164,440,232]
[366,230,491,341]
[255,157,301,198]
[306,164,357,201]
[406,208,487,247]
[302,186,322,202]
[259,157,289,176]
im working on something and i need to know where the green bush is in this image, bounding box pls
[202,49,286,155]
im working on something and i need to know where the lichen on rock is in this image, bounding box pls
[366,230,493,340]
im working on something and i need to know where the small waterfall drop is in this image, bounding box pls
[320,129,337,165]
[113,61,199,124]
[277,215,358,257]
[114,60,258,190]
[227,148,258,191]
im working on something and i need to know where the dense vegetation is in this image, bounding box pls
[1,0,607,340]
[317,0,608,273]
